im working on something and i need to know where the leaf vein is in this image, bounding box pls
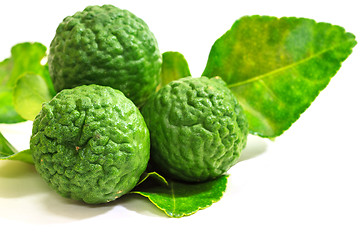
[170,182,176,214]
[258,79,284,106]
[227,41,351,89]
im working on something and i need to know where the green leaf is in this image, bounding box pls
[0,57,25,123]
[132,174,229,218]
[13,73,54,121]
[0,149,34,164]
[0,131,33,164]
[0,42,55,123]
[0,87,24,123]
[0,58,12,85]
[159,51,191,88]
[8,42,53,91]
[0,131,17,156]
[202,16,357,138]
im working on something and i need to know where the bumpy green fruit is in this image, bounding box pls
[48,5,162,106]
[141,76,248,182]
[30,85,150,204]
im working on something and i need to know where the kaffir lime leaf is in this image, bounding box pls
[48,5,162,106]
[30,84,150,204]
[141,76,248,182]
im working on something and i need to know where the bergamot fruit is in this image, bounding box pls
[141,76,248,182]
[48,4,162,106]
[30,84,149,204]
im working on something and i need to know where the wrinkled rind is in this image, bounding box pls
[30,84,150,204]
[141,76,248,182]
[48,4,162,106]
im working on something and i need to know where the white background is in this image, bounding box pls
[0,0,359,239]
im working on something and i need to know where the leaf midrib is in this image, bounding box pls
[226,40,351,89]
[170,182,176,214]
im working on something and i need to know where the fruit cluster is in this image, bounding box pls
[30,5,248,204]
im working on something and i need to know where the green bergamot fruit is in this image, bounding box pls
[30,84,150,204]
[48,4,162,106]
[141,76,248,182]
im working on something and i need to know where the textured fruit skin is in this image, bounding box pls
[48,5,162,106]
[141,76,248,182]
[30,85,150,204]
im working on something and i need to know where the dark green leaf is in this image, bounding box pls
[159,51,191,88]
[203,16,356,138]
[132,174,228,218]
[13,73,54,121]
[136,171,168,186]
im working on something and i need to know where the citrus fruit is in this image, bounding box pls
[48,5,162,106]
[141,76,248,182]
[30,84,150,204]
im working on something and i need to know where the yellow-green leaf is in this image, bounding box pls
[0,42,55,123]
[203,16,356,138]
[13,73,53,121]
[159,51,191,89]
